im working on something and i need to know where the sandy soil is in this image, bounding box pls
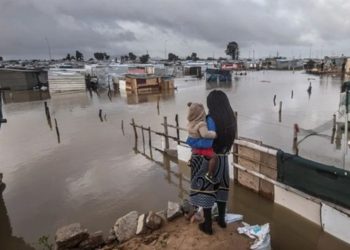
[116,217,252,250]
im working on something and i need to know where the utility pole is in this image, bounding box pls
[0,87,10,126]
[45,37,52,61]
[343,89,349,169]
[164,40,168,60]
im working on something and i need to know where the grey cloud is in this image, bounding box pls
[0,0,349,59]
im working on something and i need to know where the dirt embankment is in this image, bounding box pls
[117,217,251,250]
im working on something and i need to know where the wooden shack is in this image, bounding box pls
[124,74,161,93]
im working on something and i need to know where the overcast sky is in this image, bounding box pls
[1,0,350,59]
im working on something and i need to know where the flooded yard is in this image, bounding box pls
[1,71,349,249]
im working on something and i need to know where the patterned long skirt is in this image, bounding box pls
[189,154,230,208]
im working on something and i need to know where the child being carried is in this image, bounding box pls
[186,102,218,184]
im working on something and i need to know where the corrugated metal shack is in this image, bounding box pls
[48,70,86,93]
[0,68,47,90]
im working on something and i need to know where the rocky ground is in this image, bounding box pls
[116,217,251,250]
[54,201,253,250]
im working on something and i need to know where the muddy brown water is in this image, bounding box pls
[0,71,349,249]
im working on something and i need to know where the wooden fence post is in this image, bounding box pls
[99,109,103,122]
[163,116,169,149]
[293,123,299,155]
[121,120,125,136]
[131,118,138,139]
[141,126,146,154]
[54,118,60,144]
[278,101,282,123]
[233,112,239,181]
[175,114,180,145]
[331,114,336,144]
[157,97,160,115]
[148,126,153,159]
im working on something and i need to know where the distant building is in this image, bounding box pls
[344,58,350,75]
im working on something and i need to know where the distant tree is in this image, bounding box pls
[115,57,118,63]
[94,52,103,60]
[94,52,109,61]
[88,58,94,61]
[66,53,71,61]
[0,56,3,61]
[70,56,76,60]
[168,53,179,61]
[190,52,199,61]
[225,41,239,60]
[139,54,150,64]
[207,57,215,61]
[186,56,191,60]
[76,50,84,61]
[128,52,137,61]
[121,55,129,63]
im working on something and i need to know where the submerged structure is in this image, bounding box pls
[119,74,174,94]
[0,68,47,90]
[205,68,232,82]
[48,70,86,93]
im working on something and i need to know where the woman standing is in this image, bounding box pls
[189,90,236,235]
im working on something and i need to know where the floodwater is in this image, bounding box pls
[0,71,349,249]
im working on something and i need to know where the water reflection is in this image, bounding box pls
[206,81,232,90]
[133,139,190,200]
[229,181,350,250]
[0,183,35,250]
[120,89,175,105]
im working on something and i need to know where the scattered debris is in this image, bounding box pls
[225,213,243,224]
[238,222,271,250]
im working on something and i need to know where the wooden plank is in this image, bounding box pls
[238,157,260,172]
[321,203,350,244]
[260,152,277,169]
[238,145,261,162]
[259,179,274,200]
[260,164,277,180]
[238,169,260,192]
[235,139,278,156]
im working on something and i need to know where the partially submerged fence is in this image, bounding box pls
[129,113,350,210]
[129,114,186,159]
